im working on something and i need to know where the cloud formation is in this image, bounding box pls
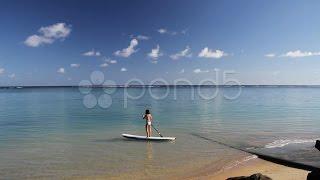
[0,68,5,75]
[130,34,150,40]
[57,67,65,74]
[157,28,187,35]
[24,35,54,47]
[100,63,108,67]
[157,28,177,35]
[24,23,71,47]
[170,46,192,60]
[265,53,276,58]
[148,45,162,60]
[193,68,209,73]
[281,50,320,58]
[82,50,101,57]
[198,48,227,59]
[105,58,117,64]
[8,73,15,78]
[158,28,167,34]
[121,67,127,72]
[114,39,138,57]
[70,63,80,68]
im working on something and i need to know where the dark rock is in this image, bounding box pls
[315,140,320,151]
[307,170,320,180]
[227,173,272,180]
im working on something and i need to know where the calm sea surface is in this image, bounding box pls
[0,87,319,179]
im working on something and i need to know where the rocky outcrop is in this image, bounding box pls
[307,140,320,180]
[227,173,272,180]
[315,140,320,151]
[307,170,320,180]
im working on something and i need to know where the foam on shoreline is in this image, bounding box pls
[265,138,318,148]
[222,155,258,170]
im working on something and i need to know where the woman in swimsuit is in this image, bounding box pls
[143,109,152,137]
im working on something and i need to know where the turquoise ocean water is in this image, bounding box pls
[0,87,319,178]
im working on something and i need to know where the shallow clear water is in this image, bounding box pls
[0,87,319,178]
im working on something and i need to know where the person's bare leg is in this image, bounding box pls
[148,125,152,137]
[145,124,149,137]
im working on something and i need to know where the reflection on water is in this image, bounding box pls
[143,142,153,177]
[146,142,153,161]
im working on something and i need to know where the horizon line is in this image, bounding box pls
[2,85,320,88]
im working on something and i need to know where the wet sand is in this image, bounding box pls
[69,156,309,180]
[199,158,309,180]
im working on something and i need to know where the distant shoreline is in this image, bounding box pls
[1,85,320,89]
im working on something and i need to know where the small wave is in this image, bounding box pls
[265,138,318,148]
[246,147,255,150]
[223,155,258,170]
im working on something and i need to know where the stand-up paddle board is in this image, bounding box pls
[122,134,176,141]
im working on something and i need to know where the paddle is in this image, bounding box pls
[151,124,163,137]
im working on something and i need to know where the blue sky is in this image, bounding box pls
[1,0,320,86]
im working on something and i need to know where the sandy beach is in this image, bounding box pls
[69,155,309,180]
[202,158,309,180]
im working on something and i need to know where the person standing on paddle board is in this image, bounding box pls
[143,109,153,137]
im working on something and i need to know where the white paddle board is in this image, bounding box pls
[122,134,176,141]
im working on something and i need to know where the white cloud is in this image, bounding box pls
[100,63,108,67]
[24,23,71,47]
[39,23,71,39]
[265,50,320,58]
[104,58,117,64]
[179,69,185,74]
[70,63,80,68]
[0,68,5,74]
[158,28,178,36]
[157,28,185,35]
[8,73,15,78]
[130,34,150,40]
[158,28,167,34]
[171,32,177,35]
[281,50,320,58]
[121,67,127,72]
[24,35,54,47]
[198,48,227,59]
[265,53,276,58]
[148,45,162,60]
[170,46,192,60]
[136,35,149,40]
[57,67,65,74]
[114,39,138,57]
[82,50,101,57]
[193,68,209,74]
